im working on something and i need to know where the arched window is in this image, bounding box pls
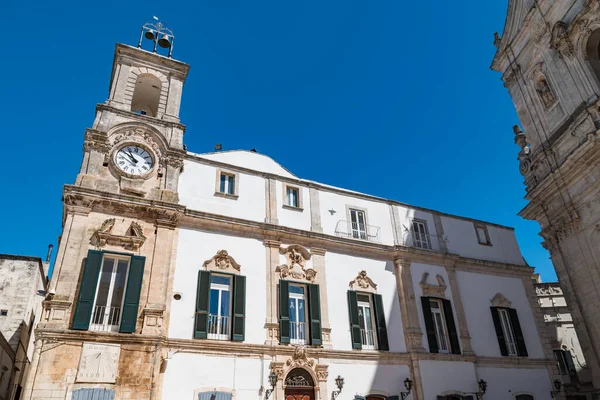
[586,28,600,83]
[515,395,534,400]
[131,74,161,117]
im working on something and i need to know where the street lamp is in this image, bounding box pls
[400,378,413,399]
[265,371,278,399]
[332,375,344,400]
[551,379,562,398]
[476,379,487,400]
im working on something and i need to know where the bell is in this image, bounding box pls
[144,29,156,40]
[158,34,171,48]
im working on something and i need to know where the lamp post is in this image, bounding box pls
[265,371,278,399]
[400,378,413,400]
[332,375,344,400]
[476,379,487,400]
[551,379,562,398]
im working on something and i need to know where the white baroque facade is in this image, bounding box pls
[22,34,559,400]
[492,0,600,394]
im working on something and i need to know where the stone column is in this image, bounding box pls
[408,355,424,400]
[265,179,279,225]
[445,263,473,355]
[265,240,281,345]
[309,187,322,233]
[311,248,331,348]
[394,258,425,352]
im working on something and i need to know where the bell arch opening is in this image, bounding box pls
[131,73,162,117]
[586,28,600,84]
[284,368,315,400]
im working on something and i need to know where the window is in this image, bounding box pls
[357,294,376,349]
[289,284,307,344]
[220,173,235,195]
[350,209,367,240]
[421,297,460,354]
[72,250,145,333]
[430,299,450,353]
[555,349,577,380]
[490,306,528,357]
[279,280,322,346]
[208,275,232,340]
[28,313,35,337]
[72,389,116,400]
[474,223,491,245]
[130,73,162,117]
[515,395,534,400]
[412,220,432,249]
[0,310,7,316]
[90,256,130,332]
[194,271,246,341]
[347,291,389,351]
[198,392,232,400]
[286,186,300,208]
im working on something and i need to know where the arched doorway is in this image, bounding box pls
[284,368,315,400]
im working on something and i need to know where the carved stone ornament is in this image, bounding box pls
[349,270,377,293]
[490,293,512,308]
[535,284,563,296]
[109,125,163,158]
[91,219,146,251]
[276,245,316,282]
[419,272,447,298]
[550,21,575,59]
[202,250,241,274]
[535,75,557,109]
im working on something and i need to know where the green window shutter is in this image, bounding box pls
[347,291,362,349]
[194,270,211,339]
[308,283,322,345]
[442,299,461,355]
[490,307,508,356]
[421,297,438,353]
[508,308,528,357]
[72,250,103,330]
[373,293,389,351]
[279,280,290,344]
[232,275,246,342]
[119,255,145,333]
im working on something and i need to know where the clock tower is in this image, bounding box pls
[22,21,189,400]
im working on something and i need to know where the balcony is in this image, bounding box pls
[290,321,307,345]
[207,314,230,340]
[360,328,376,350]
[401,231,446,252]
[334,221,381,242]
[90,305,121,332]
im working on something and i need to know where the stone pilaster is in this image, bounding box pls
[409,355,424,400]
[432,213,448,252]
[264,240,281,345]
[445,263,473,355]
[265,179,279,225]
[311,247,331,348]
[389,204,402,245]
[309,187,322,233]
[394,258,425,352]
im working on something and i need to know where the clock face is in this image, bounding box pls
[114,145,154,176]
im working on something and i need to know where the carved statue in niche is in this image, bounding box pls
[202,250,241,274]
[276,245,316,282]
[349,270,377,293]
[91,219,146,251]
[535,76,556,108]
[419,272,446,298]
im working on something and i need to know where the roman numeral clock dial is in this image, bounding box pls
[114,145,154,176]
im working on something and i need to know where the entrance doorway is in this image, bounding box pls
[284,368,315,400]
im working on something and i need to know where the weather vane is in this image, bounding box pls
[138,16,175,58]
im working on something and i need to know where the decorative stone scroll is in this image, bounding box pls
[276,245,317,282]
[202,250,241,274]
[419,272,447,298]
[91,219,146,251]
[270,346,328,384]
[490,293,512,308]
[349,270,377,293]
[550,21,575,59]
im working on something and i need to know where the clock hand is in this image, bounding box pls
[125,152,138,164]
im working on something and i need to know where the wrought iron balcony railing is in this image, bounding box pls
[401,231,446,252]
[90,305,121,332]
[334,221,381,242]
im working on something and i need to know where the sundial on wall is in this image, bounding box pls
[76,343,121,383]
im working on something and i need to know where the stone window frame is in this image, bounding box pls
[194,387,236,400]
[344,205,372,241]
[0,309,7,317]
[474,223,492,246]
[214,168,240,200]
[282,183,304,211]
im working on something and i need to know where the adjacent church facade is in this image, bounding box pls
[23,33,559,400]
[492,0,600,394]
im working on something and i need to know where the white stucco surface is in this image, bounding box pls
[324,361,410,398]
[419,360,477,399]
[476,367,551,399]
[194,151,297,179]
[276,181,312,231]
[170,228,267,344]
[457,271,544,359]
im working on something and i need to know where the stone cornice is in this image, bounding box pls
[184,153,516,232]
[95,104,187,132]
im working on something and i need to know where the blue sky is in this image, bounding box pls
[0,1,555,280]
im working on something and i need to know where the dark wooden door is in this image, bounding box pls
[285,388,314,400]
